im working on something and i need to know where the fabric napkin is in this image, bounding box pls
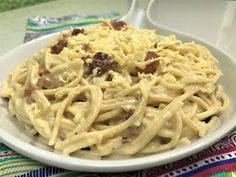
[0,13,236,177]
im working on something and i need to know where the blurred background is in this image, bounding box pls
[0,0,235,58]
[0,0,56,12]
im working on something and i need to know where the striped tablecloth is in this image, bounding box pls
[0,13,236,177]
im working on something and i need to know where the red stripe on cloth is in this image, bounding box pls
[191,161,236,177]
[0,153,18,157]
[148,146,236,176]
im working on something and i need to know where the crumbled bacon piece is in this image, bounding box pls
[110,20,127,30]
[125,108,135,119]
[24,84,37,97]
[89,52,118,75]
[36,75,53,89]
[71,28,84,36]
[24,84,38,104]
[50,39,68,54]
[145,51,158,60]
[37,69,54,89]
[25,70,53,103]
[137,51,159,74]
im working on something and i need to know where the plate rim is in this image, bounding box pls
[0,31,236,172]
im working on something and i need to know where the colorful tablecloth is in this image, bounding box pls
[0,13,236,177]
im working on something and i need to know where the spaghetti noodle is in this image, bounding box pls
[1,21,229,158]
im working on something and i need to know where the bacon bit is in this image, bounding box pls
[36,75,52,89]
[50,39,68,54]
[24,84,37,97]
[143,61,159,74]
[110,20,127,30]
[25,84,38,104]
[37,69,54,89]
[125,108,135,119]
[82,43,90,52]
[145,51,158,60]
[89,52,118,75]
[71,28,84,36]
[122,137,130,144]
[137,51,159,74]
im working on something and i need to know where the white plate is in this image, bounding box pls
[0,0,236,172]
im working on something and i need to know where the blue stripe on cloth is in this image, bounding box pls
[15,166,68,177]
[176,158,236,177]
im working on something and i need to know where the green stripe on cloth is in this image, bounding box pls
[210,171,236,177]
[1,170,34,177]
[0,156,37,162]
[0,157,45,176]
[0,163,41,171]
[0,159,40,168]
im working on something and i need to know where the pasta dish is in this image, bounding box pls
[0,21,229,159]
